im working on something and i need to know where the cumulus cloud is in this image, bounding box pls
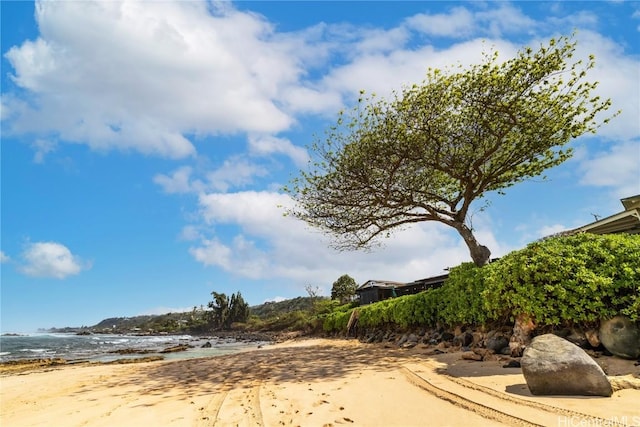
[154,157,271,194]
[579,141,640,197]
[2,0,306,158]
[154,166,203,194]
[206,157,270,192]
[0,251,10,263]
[19,242,90,279]
[405,7,476,38]
[248,135,310,168]
[188,190,505,286]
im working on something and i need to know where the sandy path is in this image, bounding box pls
[1,338,638,427]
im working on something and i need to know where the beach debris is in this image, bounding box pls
[521,334,613,396]
[599,315,640,360]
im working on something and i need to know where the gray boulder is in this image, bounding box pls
[486,335,509,353]
[599,316,640,360]
[521,334,612,397]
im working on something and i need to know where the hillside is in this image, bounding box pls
[47,296,326,335]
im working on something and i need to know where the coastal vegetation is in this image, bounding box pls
[322,233,640,333]
[285,35,616,266]
[49,234,637,348]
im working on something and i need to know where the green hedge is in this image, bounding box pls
[483,233,640,324]
[322,233,640,332]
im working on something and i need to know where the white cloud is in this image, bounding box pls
[154,166,203,194]
[189,238,233,270]
[0,251,10,263]
[154,158,271,194]
[2,0,304,158]
[405,7,476,38]
[572,30,640,142]
[579,140,640,197]
[189,190,505,287]
[206,157,269,192]
[538,224,571,239]
[19,242,90,279]
[31,139,57,163]
[248,135,310,167]
[139,306,194,315]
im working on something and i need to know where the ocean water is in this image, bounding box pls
[0,333,266,363]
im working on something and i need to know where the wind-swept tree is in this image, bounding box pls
[286,35,616,266]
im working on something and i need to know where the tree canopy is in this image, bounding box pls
[286,35,616,266]
[207,291,249,330]
[331,274,358,303]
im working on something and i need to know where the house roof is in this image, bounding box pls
[406,273,450,287]
[573,195,640,235]
[356,279,406,291]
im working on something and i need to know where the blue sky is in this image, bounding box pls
[1,1,639,333]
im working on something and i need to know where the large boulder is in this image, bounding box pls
[599,316,640,360]
[521,334,612,397]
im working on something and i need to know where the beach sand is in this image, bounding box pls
[1,338,639,427]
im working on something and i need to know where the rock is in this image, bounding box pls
[472,332,484,347]
[440,332,455,342]
[486,335,510,353]
[453,332,474,347]
[521,334,612,397]
[565,330,589,348]
[401,341,417,349]
[585,329,600,348]
[160,344,191,354]
[599,316,640,360]
[201,341,212,348]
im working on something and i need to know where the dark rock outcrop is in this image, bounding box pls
[521,334,612,397]
[486,335,509,353]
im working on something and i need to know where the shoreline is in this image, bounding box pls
[1,338,639,426]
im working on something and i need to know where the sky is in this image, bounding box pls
[1,1,639,333]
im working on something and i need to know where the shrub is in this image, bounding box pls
[483,233,640,325]
[321,233,639,333]
[437,262,490,326]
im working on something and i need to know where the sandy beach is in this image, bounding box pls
[1,338,639,427]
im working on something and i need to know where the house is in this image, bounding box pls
[571,194,640,235]
[355,273,449,305]
[355,280,406,305]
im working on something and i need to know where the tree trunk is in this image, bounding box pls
[509,314,536,357]
[453,222,491,267]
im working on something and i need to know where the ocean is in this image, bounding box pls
[0,332,267,363]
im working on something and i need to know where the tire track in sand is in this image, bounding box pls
[194,389,227,427]
[195,381,263,427]
[401,366,542,427]
[402,363,630,427]
[439,370,629,426]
